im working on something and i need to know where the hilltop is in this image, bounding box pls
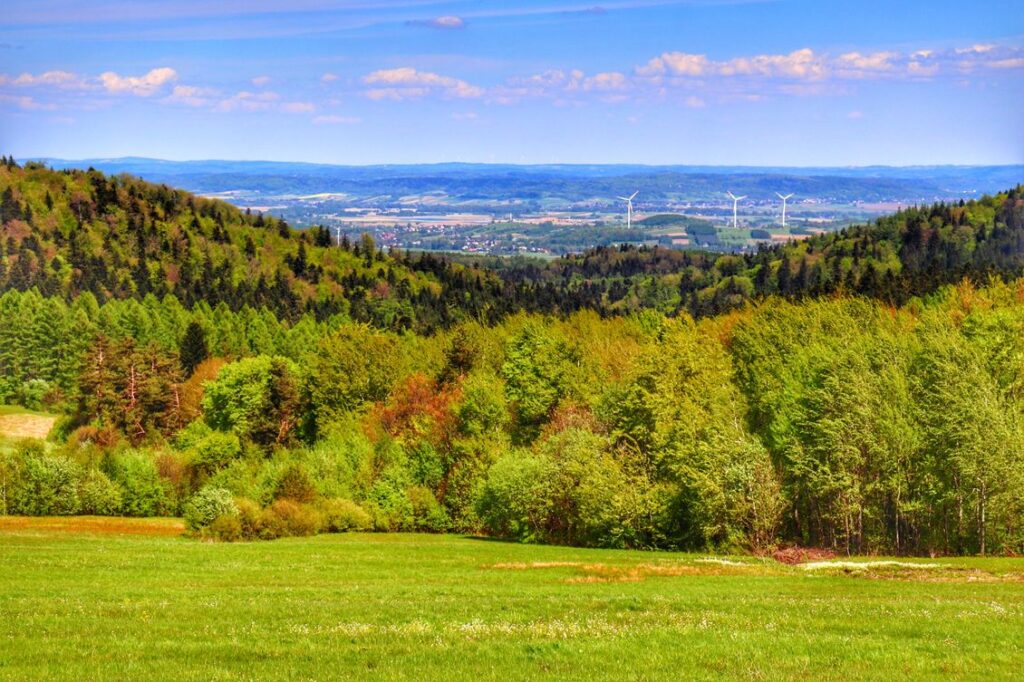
[0,159,517,332]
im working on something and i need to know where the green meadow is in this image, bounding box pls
[1,519,1022,681]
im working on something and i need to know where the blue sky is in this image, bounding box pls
[1,0,1022,165]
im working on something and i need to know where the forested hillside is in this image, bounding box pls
[0,158,525,332]
[2,158,1023,326]
[493,185,1024,317]
[2,157,1024,556]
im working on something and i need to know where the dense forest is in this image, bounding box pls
[2,157,1024,555]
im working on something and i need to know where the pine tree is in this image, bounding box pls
[179,321,209,376]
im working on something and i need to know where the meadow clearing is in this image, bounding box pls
[1,517,1023,681]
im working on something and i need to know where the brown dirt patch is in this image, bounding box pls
[0,413,56,440]
[0,516,185,537]
[771,547,838,565]
[489,560,764,583]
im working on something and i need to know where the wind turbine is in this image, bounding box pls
[726,191,746,229]
[617,191,639,229]
[333,225,343,247]
[776,192,794,229]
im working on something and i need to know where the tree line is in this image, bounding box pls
[1,280,1023,554]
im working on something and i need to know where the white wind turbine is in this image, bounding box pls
[726,191,746,229]
[617,191,639,229]
[776,192,794,229]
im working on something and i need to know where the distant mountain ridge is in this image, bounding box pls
[24,157,1024,207]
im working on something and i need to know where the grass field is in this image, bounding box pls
[1,519,1023,680]
[0,405,56,443]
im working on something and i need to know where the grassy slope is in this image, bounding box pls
[0,405,56,450]
[1,521,1022,680]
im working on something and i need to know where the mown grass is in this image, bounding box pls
[1,518,1022,680]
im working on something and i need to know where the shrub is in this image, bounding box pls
[274,462,317,503]
[203,513,243,542]
[12,444,83,516]
[260,499,322,538]
[319,498,373,532]
[235,497,264,540]
[78,469,122,515]
[408,485,450,533]
[106,450,173,516]
[16,379,51,411]
[183,486,239,531]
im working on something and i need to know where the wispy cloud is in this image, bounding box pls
[407,15,466,30]
[313,114,361,125]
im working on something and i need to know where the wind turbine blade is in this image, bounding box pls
[629,191,639,200]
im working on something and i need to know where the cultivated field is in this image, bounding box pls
[1,519,1022,680]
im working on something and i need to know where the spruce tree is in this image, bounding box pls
[179,321,209,376]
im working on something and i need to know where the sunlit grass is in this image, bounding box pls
[1,518,1022,680]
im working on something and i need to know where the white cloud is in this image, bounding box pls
[164,84,217,107]
[99,67,177,96]
[834,51,898,77]
[251,75,271,86]
[281,101,315,113]
[313,114,361,125]
[321,72,339,82]
[583,71,628,91]
[955,44,996,55]
[637,53,710,77]
[215,90,280,112]
[452,111,479,121]
[847,110,864,119]
[12,70,87,89]
[363,67,483,100]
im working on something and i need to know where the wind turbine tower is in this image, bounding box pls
[617,191,639,229]
[333,225,343,247]
[776,193,794,229]
[726,191,746,229]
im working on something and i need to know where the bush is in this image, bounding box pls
[16,379,51,411]
[78,469,122,515]
[408,486,450,532]
[106,450,173,516]
[12,444,83,515]
[184,486,239,531]
[235,497,264,539]
[274,462,317,503]
[319,498,373,532]
[259,499,322,538]
[203,513,243,542]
